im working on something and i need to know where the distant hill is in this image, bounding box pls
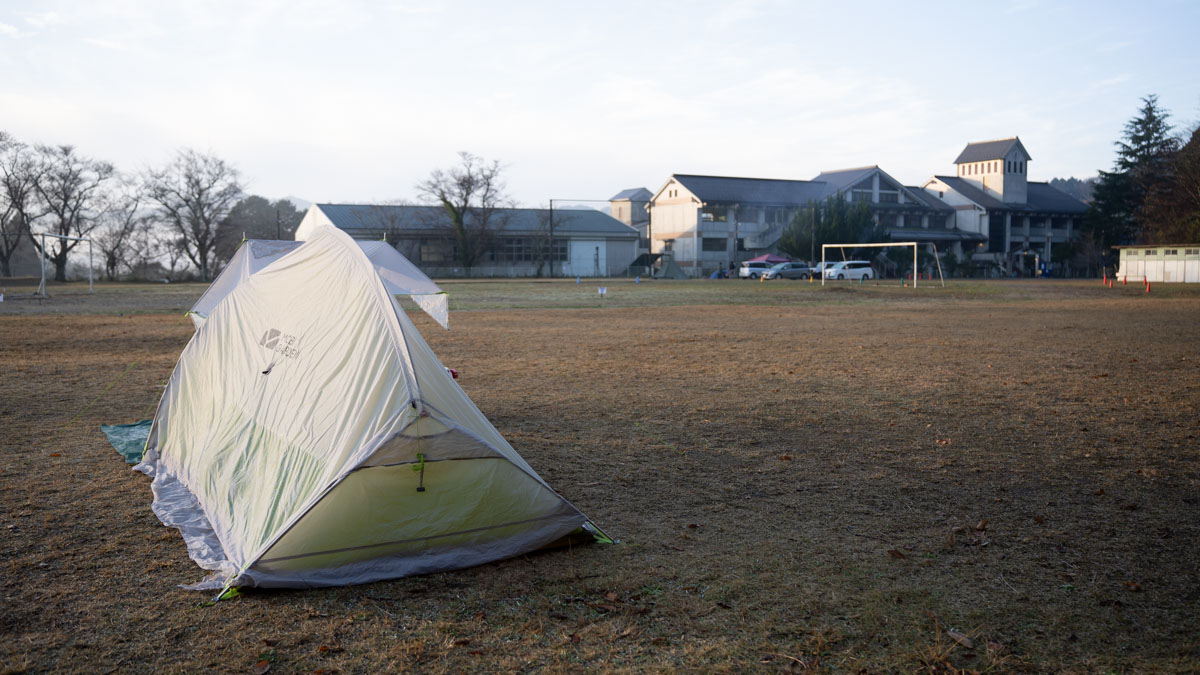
[283,195,313,211]
[1049,177,1097,204]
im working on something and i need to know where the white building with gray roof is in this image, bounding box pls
[639,137,1087,277]
[923,137,1087,275]
[297,203,639,278]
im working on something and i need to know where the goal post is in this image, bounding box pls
[36,232,95,298]
[820,241,945,287]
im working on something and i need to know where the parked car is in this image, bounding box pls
[762,261,813,280]
[812,261,840,279]
[738,261,773,279]
[824,260,874,280]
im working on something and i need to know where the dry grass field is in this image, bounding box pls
[1,278,1198,672]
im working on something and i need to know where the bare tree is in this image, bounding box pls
[415,152,512,272]
[144,149,243,281]
[28,144,114,281]
[0,133,43,277]
[93,176,145,281]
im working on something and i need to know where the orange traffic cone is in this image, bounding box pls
[1122,275,1127,286]
[1103,272,1108,285]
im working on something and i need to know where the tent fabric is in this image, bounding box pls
[189,239,449,330]
[747,253,789,264]
[136,225,593,589]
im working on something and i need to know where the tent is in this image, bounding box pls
[190,238,449,330]
[137,225,603,590]
[746,253,789,264]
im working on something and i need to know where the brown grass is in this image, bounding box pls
[1,279,1198,672]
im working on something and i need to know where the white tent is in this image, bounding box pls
[137,225,601,590]
[190,238,450,330]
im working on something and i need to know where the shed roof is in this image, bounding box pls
[315,204,638,238]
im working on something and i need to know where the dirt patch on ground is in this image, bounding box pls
[2,283,1198,671]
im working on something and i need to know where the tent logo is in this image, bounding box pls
[260,328,282,350]
[259,328,301,359]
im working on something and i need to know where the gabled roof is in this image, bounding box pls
[902,186,955,212]
[1025,182,1088,214]
[812,166,878,190]
[933,177,1088,214]
[954,137,1031,164]
[668,174,831,205]
[815,165,953,212]
[609,187,652,201]
[315,204,638,238]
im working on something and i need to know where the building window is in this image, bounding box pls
[878,191,899,203]
[1165,249,1178,255]
[700,206,728,222]
[1186,249,1199,255]
[663,238,674,252]
[1144,249,1157,256]
[419,238,457,264]
[701,237,726,252]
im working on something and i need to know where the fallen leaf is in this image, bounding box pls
[946,630,974,649]
[1033,515,1045,524]
[887,549,907,559]
[777,454,792,461]
[252,660,271,675]
[261,639,276,647]
[49,453,62,457]
[569,633,581,643]
[453,639,471,646]
[975,519,989,532]
[1124,581,1142,592]
[686,523,698,529]
[468,650,484,655]
[605,591,618,602]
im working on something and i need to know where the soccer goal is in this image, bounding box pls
[820,241,945,287]
[36,232,95,297]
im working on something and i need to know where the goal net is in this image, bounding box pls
[35,232,95,297]
[820,242,945,287]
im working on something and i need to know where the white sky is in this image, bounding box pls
[2,0,1198,207]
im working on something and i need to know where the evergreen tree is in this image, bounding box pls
[1085,95,1179,248]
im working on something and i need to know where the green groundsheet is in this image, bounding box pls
[100,420,152,464]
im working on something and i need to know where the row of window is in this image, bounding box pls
[959,160,1026,176]
[417,237,568,264]
[1131,249,1200,256]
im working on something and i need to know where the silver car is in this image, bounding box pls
[738,261,773,279]
[762,262,814,280]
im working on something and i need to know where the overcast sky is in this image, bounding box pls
[2,0,1197,207]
